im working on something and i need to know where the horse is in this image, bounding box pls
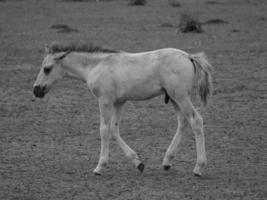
[33,42,213,176]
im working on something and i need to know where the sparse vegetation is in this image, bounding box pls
[231,29,240,32]
[129,0,146,6]
[203,18,228,25]
[161,22,175,28]
[50,24,79,33]
[205,1,223,4]
[178,13,202,33]
[168,0,181,7]
[50,24,69,29]
[61,0,98,2]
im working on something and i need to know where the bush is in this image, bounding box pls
[129,0,146,6]
[168,0,181,7]
[178,13,202,33]
[61,0,98,2]
[161,22,175,28]
[50,24,79,34]
[205,1,223,5]
[203,18,228,25]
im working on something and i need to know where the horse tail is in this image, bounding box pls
[189,52,213,106]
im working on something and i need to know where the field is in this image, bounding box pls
[0,0,266,199]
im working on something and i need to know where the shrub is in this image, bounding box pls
[61,0,98,2]
[50,24,79,34]
[205,1,223,5]
[178,13,202,33]
[231,29,240,33]
[204,18,228,25]
[51,24,69,29]
[161,22,175,28]
[168,0,181,7]
[129,0,146,6]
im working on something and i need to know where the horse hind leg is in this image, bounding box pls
[162,101,188,170]
[190,108,207,176]
[179,98,207,176]
[164,93,207,176]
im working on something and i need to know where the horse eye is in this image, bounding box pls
[44,66,52,75]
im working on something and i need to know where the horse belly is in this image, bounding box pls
[118,78,163,101]
[113,52,165,101]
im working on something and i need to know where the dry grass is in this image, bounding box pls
[0,1,266,200]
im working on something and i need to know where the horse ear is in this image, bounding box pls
[55,50,71,61]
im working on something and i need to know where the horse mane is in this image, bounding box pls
[48,41,119,54]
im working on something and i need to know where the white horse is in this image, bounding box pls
[33,42,213,176]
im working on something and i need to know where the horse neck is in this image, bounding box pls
[61,52,111,82]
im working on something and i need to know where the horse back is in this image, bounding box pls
[87,48,193,101]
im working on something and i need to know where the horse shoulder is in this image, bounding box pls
[86,63,117,99]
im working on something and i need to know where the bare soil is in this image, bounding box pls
[0,0,266,199]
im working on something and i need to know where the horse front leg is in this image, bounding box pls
[93,99,112,175]
[111,103,144,173]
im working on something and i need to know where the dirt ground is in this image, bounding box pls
[0,0,266,199]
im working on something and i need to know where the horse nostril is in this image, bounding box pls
[33,85,39,95]
[33,85,46,98]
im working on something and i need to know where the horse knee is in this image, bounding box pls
[179,117,188,131]
[190,112,203,135]
[111,123,119,139]
[100,124,111,141]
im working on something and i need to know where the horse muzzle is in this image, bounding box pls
[33,85,48,98]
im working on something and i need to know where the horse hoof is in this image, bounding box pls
[93,171,101,176]
[163,165,171,171]
[194,172,202,177]
[137,163,145,173]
